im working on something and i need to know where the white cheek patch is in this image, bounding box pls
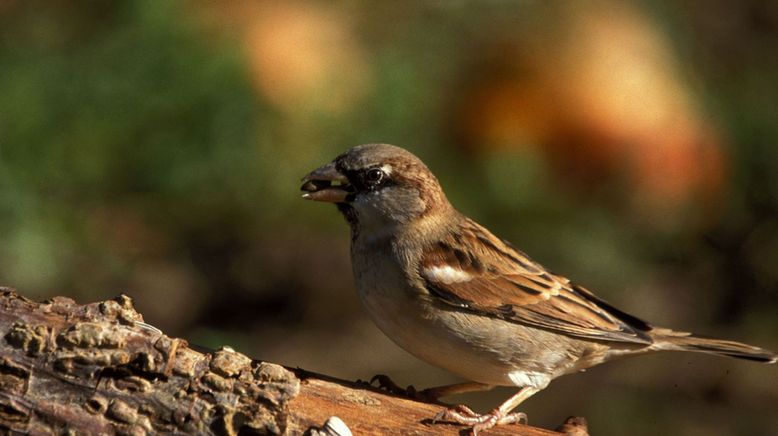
[424,265,471,284]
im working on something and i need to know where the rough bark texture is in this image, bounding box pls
[0,288,586,435]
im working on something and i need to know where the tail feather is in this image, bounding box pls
[651,329,777,364]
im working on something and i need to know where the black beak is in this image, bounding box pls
[300,162,353,203]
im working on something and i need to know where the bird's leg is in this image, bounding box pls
[433,386,539,435]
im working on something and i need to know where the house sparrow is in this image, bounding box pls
[301,143,776,434]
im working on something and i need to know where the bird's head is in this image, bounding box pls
[301,144,452,233]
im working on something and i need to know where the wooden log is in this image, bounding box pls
[0,288,585,435]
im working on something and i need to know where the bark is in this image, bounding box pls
[0,288,586,435]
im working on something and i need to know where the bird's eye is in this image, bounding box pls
[365,168,385,185]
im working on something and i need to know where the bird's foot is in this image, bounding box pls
[433,405,527,435]
[367,374,444,402]
[369,374,417,398]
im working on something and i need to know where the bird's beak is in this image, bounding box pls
[300,162,353,203]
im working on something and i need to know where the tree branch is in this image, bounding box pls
[0,288,585,435]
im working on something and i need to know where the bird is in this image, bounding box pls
[300,143,776,434]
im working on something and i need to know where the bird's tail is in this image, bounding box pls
[651,328,776,363]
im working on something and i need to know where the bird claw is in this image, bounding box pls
[367,375,452,404]
[369,374,418,398]
[432,404,479,423]
[432,405,527,435]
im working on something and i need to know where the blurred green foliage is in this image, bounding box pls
[1,2,257,292]
[0,1,776,435]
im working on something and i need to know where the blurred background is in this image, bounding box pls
[1,0,776,434]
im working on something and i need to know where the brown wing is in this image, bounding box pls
[420,218,653,344]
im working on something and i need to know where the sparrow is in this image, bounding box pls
[301,143,776,434]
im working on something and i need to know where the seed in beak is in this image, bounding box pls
[301,179,332,192]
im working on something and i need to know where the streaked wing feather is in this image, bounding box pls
[421,218,652,344]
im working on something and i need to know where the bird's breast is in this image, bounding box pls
[350,241,559,387]
[350,243,414,325]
